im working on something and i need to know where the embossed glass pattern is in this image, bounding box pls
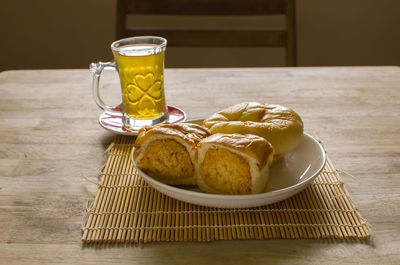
[91,36,168,130]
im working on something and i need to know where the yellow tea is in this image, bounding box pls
[114,44,166,120]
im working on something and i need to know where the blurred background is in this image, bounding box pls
[1,0,399,71]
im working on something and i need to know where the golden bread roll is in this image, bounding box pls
[134,123,211,185]
[196,133,274,195]
[203,102,303,159]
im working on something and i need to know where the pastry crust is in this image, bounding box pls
[196,133,274,195]
[203,102,303,158]
[134,123,210,185]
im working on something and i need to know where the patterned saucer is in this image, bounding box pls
[99,106,187,135]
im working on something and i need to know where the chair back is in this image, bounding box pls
[116,0,296,66]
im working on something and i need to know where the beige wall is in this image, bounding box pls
[1,0,399,71]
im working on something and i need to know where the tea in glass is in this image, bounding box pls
[91,36,168,130]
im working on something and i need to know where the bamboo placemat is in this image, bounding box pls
[81,136,371,242]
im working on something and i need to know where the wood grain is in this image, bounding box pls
[0,67,399,264]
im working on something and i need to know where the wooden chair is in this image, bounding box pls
[116,0,297,66]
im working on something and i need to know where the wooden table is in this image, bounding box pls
[0,67,399,264]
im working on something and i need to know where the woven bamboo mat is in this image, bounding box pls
[81,136,371,243]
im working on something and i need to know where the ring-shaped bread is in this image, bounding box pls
[203,102,303,159]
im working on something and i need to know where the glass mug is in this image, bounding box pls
[91,36,168,130]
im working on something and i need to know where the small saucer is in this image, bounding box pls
[99,106,187,135]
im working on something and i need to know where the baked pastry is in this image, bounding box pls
[133,123,210,185]
[196,133,274,195]
[203,102,303,160]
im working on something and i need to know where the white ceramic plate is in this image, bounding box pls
[131,133,326,208]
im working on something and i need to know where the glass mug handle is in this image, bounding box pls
[90,61,121,114]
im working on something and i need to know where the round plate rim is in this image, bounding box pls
[131,133,327,207]
[98,105,187,135]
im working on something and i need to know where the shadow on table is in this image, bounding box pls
[81,237,375,250]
